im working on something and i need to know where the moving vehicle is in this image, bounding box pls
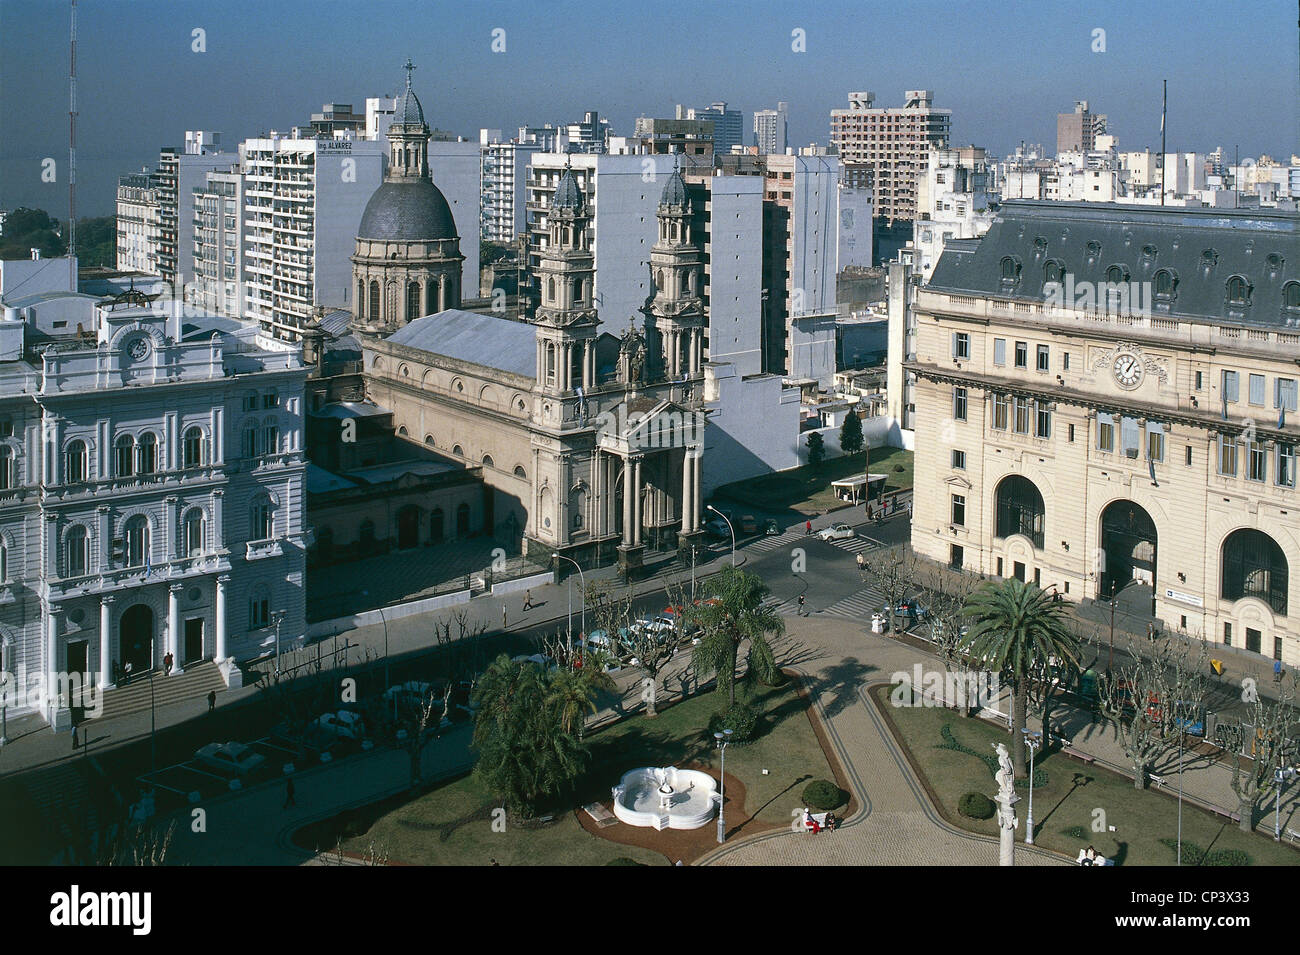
[880,598,929,620]
[818,522,856,541]
[195,741,266,776]
[739,514,758,534]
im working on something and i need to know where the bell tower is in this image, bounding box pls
[646,163,705,380]
[534,160,599,395]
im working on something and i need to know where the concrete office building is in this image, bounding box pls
[753,102,788,155]
[156,136,233,289]
[190,168,244,316]
[1057,100,1108,155]
[679,102,743,155]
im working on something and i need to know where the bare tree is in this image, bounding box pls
[1223,674,1299,833]
[864,547,919,634]
[1099,633,1211,790]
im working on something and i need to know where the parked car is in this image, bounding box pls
[705,518,731,539]
[739,514,759,534]
[195,741,266,776]
[881,598,929,620]
[314,710,366,740]
[818,522,856,541]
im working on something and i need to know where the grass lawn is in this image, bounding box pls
[873,686,1300,866]
[715,447,913,515]
[336,678,839,865]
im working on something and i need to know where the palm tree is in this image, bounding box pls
[960,578,1080,778]
[691,566,784,704]
[546,655,615,737]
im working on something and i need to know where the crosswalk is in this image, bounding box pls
[746,531,804,554]
[763,585,886,621]
[827,534,880,555]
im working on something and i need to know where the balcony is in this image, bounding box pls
[246,538,283,561]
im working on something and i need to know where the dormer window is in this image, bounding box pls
[1283,281,1300,313]
[1200,248,1218,276]
[1044,259,1066,285]
[1086,240,1101,260]
[1106,265,1129,285]
[1266,253,1284,277]
[999,256,1021,288]
[1032,236,1047,258]
[1141,244,1158,267]
[1226,275,1252,307]
[1154,269,1177,302]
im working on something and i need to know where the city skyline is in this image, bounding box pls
[0,0,1296,217]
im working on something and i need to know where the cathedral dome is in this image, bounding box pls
[357,178,457,242]
[660,169,689,209]
[553,166,585,213]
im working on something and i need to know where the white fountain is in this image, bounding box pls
[612,767,719,831]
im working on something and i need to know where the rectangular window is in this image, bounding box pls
[1223,622,1232,646]
[1013,397,1031,434]
[1195,370,1204,391]
[949,544,964,570]
[996,557,1004,577]
[1097,412,1114,452]
[1062,352,1071,371]
[1277,377,1298,412]
[1278,443,1296,488]
[953,387,968,422]
[1014,341,1028,369]
[1035,403,1052,439]
[1036,345,1050,372]
[993,338,1006,366]
[951,494,966,527]
[1248,441,1267,482]
[1249,373,1265,406]
[951,449,966,470]
[1145,422,1165,462]
[952,332,970,360]
[1185,445,1193,466]
[1218,435,1239,476]
[992,394,1009,430]
[1121,416,1140,459]
[1013,561,1026,582]
[1068,423,1075,443]
[1222,370,1239,403]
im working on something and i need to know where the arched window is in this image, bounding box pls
[115,434,135,477]
[482,454,495,468]
[513,465,527,479]
[547,277,556,304]
[182,508,205,557]
[1154,269,1177,300]
[124,515,150,567]
[1044,260,1066,285]
[1222,529,1288,615]
[1226,275,1251,305]
[1106,265,1128,285]
[65,440,87,483]
[655,270,665,291]
[571,487,587,530]
[250,496,274,541]
[357,280,365,317]
[262,416,279,456]
[995,475,1045,549]
[407,281,421,322]
[66,525,88,577]
[137,432,157,474]
[1284,281,1300,312]
[0,542,7,582]
[369,280,380,322]
[452,444,464,457]
[424,435,436,446]
[427,280,439,314]
[0,446,13,490]
[183,427,205,468]
[397,425,408,436]
[999,256,1020,287]
[248,585,270,630]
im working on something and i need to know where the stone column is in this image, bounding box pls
[168,583,183,673]
[693,452,702,531]
[99,595,115,688]
[46,606,61,691]
[211,490,224,551]
[681,449,693,533]
[622,457,634,547]
[632,457,643,547]
[215,575,230,662]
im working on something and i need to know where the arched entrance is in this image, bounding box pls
[397,505,420,549]
[1099,500,1157,615]
[120,604,154,673]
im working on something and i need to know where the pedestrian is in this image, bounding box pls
[163,651,173,675]
[283,778,296,809]
[1275,659,1284,683]
[797,594,806,616]
[805,519,812,536]
[123,661,133,686]
[71,726,79,751]
[502,605,508,630]
[866,503,873,521]
[111,659,120,685]
[207,690,216,713]
[522,590,533,611]
[1146,622,1154,640]
[856,552,865,572]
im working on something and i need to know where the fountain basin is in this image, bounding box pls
[611,766,719,831]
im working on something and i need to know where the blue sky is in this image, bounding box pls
[1,0,1296,217]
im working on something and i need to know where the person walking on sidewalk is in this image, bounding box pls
[522,590,533,611]
[208,690,216,713]
[502,605,508,630]
[797,594,806,616]
[805,519,812,536]
[283,778,296,809]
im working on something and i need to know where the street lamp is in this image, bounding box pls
[271,609,286,678]
[1274,766,1297,841]
[715,728,733,844]
[553,552,586,650]
[707,505,735,567]
[1022,728,1041,844]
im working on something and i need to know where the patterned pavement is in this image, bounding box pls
[697,615,1070,867]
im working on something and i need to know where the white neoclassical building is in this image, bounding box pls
[0,287,308,728]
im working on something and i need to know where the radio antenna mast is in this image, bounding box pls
[68,0,78,286]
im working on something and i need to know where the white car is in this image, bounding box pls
[818,522,856,541]
[195,741,266,776]
[315,710,365,740]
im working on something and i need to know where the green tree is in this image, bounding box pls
[470,653,593,817]
[0,207,66,260]
[806,431,825,469]
[960,578,1081,778]
[840,410,864,456]
[690,566,783,705]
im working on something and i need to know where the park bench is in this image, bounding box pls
[1208,804,1241,824]
[1062,746,1096,765]
[1285,827,1300,845]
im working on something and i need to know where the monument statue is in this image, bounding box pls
[992,742,1019,866]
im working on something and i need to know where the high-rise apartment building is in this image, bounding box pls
[1057,100,1107,155]
[115,170,163,274]
[480,130,541,242]
[679,102,743,155]
[191,168,244,315]
[753,102,789,155]
[829,91,951,225]
[155,135,232,288]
